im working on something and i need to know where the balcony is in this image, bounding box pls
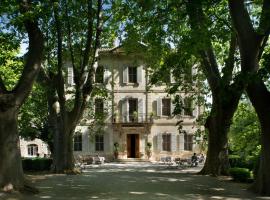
[112,113,153,124]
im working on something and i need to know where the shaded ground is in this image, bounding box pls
[1,163,270,200]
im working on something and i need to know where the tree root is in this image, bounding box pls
[64,168,82,175]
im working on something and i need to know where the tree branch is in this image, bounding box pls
[221,32,237,84]
[79,0,94,87]
[186,0,221,92]
[83,0,102,96]
[13,0,44,107]
[258,0,270,36]
[52,0,66,107]
[0,76,7,94]
[64,0,77,84]
[228,0,260,55]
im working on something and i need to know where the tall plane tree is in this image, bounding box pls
[229,0,270,195]
[0,0,44,192]
[117,0,243,175]
[40,0,114,172]
[185,0,244,176]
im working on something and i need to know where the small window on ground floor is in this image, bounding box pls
[95,135,104,151]
[184,133,193,151]
[27,144,38,156]
[74,134,82,151]
[162,134,171,151]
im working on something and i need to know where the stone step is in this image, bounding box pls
[116,158,150,163]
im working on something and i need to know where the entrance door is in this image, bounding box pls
[127,134,140,158]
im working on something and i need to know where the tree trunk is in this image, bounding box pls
[51,122,75,173]
[200,112,229,175]
[0,104,24,191]
[48,100,75,173]
[200,92,240,176]
[246,80,270,195]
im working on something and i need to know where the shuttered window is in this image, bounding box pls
[95,65,104,83]
[95,98,104,115]
[74,134,82,151]
[162,99,171,116]
[184,133,193,151]
[27,144,38,156]
[184,98,193,116]
[129,99,138,121]
[128,66,137,83]
[162,134,171,151]
[95,135,104,151]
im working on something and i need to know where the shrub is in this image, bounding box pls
[22,158,52,171]
[229,167,252,182]
[229,154,260,174]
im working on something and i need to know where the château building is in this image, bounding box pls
[73,44,203,161]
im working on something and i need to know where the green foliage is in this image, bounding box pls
[229,101,261,158]
[22,158,53,171]
[0,33,23,90]
[19,84,48,139]
[229,167,252,183]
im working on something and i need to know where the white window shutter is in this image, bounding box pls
[192,65,197,82]
[104,66,111,84]
[138,98,144,122]
[67,66,74,85]
[123,66,128,83]
[137,65,143,84]
[121,99,128,122]
[157,133,162,152]
[157,98,162,116]
[178,133,184,151]
[193,105,198,118]
[171,133,177,152]
[170,69,176,83]
[170,98,175,116]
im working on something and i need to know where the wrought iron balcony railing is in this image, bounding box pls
[113,113,153,123]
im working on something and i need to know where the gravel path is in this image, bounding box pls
[1,163,270,200]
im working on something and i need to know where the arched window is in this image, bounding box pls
[27,144,38,156]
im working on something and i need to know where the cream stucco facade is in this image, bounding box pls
[20,138,50,158]
[73,45,202,161]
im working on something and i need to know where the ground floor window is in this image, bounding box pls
[162,134,171,151]
[95,135,104,151]
[184,133,193,151]
[27,144,38,156]
[74,134,82,151]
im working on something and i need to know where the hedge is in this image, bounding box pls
[229,167,252,183]
[22,158,52,171]
[229,155,258,171]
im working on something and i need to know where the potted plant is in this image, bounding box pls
[146,142,152,159]
[132,111,138,122]
[113,142,119,159]
[149,111,155,122]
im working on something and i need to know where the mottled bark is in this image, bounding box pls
[47,0,102,173]
[186,0,242,176]
[0,100,24,191]
[200,97,239,175]
[246,80,270,195]
[0,0,43,192]
[229,0,270,195]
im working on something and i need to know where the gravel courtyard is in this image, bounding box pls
[1,163,270,200]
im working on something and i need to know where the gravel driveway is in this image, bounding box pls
[1,163,270,200]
